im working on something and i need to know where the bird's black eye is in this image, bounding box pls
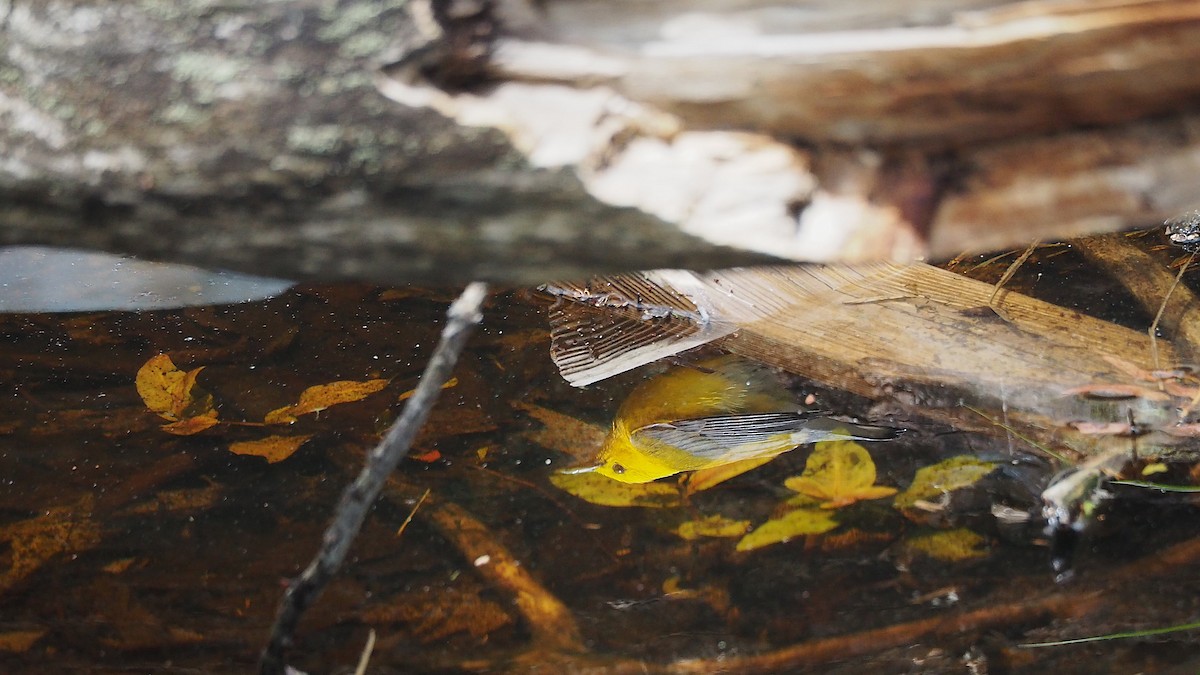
[611,463,626,475]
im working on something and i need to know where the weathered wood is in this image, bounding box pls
[506,0,1200,146]
[2,1,1199,282]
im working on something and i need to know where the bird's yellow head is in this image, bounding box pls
[590,422,685,484]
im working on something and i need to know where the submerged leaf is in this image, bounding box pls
[550,471,681,508]
[901,528,989,561]
[783,439,897,509]
[893,456,998,510]
[228,435,311,463]
[685,456,776,494]
[675,515,751,540]
[514,401,608,464]
[265,378,389,424]
[0,495,102,596]
[0,630,46,653]
[736,508,839,552]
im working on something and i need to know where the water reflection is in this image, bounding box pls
[0,247,293,312]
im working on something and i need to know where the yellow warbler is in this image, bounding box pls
[566,355,899,484]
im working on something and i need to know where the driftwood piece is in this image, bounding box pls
[2,1,1199,283]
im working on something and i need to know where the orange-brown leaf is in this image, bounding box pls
[228,435,311,463]
[136,354,210,421]
[264,379,388,424]
[160,411,220,436]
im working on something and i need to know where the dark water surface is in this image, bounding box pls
[2,238,1200,674]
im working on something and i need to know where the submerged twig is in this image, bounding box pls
[426,499,586,652]
[1148,250,1194,371]
[259,282,488,675]
[395,487,430,538]
[354,629,376,675]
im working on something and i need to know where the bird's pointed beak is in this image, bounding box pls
[558,463,601,475]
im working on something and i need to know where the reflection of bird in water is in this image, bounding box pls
[1166,210,1200,254]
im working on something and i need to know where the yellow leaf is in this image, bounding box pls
[893,456,998,510]
[263,406,298,425]
[264,378,388,424]
[675,515,751,540]
[549,471,681,508]
[783,440,897,509]
[135,353,212,421]
[1142,462,1168,476]
[735,508,839,552]
[228,435,311,463]
[160,409,220,436]
[685,456,776,494]
[901,528,988,561]
[295,379,388,413]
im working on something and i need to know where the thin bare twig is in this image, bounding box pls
[988,238,1041,323]
[259,282,488,675]
[1149,251,1195,372]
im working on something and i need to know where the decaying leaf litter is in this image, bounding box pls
[2,230,1200,672]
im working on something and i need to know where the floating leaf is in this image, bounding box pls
[228,435,311,463]
[135,354,217,432]
[160,409,220,436]
[901,528,989,561]
[549,471,681,508]
[736,508,839,552]
[893,456,998,510]
[136,354,196,420]
[675,515,751,540]
[783,440,897,509]
[265,378,388,424]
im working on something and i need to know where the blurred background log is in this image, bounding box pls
[1,0,1199,284]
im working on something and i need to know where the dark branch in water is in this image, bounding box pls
[258,282,488,675]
